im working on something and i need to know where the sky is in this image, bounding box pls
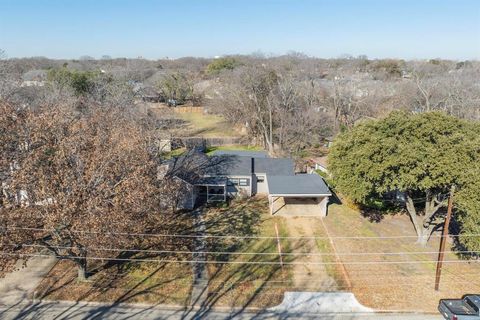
[0,0,479,60]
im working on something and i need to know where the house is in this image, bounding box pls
[21,70,47,87]
[308,156,329,174]
[132,83,162,103]
[324,136,334,148]
[165,150,332,217]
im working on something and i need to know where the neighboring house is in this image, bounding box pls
[8,86,48,108]
[132,82,162,103]
[21,70,47,87]
[401,70,413,79]
[21,81,45,87]
[308,156,329,174]
[166,150,332,217]
[324,136,334,148]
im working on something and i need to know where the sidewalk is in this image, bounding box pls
[0,299,442,320]
[0,256,57,306]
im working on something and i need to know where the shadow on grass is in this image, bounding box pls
[21,197,309,319]
[358,200,404,223]
[180,197,308,319]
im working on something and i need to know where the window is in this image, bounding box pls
[239,178,249,186]
[257,176,265,183]
[228,178,239,186]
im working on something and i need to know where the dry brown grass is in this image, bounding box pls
[35,197,478,312]
[202,197,293,308]
[324,203,480,312]
[150,106,241,138]
[34,260,193,305]
[34,197,293,309]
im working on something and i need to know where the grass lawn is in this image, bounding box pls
[312,223,350,288]
[35,261,193,306]
[202,197,294,308]
[205,145,264,155]
[34,198,292,310]
[34,211,197,306]
[324,203,480,312]
[175,112,241,138]
[163,147,187,159]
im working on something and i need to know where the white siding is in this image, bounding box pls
[254,174,268,194]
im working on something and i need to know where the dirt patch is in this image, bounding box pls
[284,217,338,291]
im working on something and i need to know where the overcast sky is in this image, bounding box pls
[1,0,479,60]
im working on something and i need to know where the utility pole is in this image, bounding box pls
[434,185,455,291]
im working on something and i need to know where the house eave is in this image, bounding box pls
[268,193,331,197]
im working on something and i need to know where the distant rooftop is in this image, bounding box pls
[310,156,328,168]
[267,174,331,196]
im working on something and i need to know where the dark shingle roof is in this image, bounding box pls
[207,155,251,176]
[207,155,294,176]
[254,158,294,176]
[165,150,214,183]
[167,150,295,178]
[196,177,227,186]
[267,174,331,196]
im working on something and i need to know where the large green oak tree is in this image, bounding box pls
[329,111,480,246]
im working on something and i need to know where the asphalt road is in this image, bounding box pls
[0,300,444,320]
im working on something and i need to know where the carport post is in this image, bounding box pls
[318,196,328,217]
[268,195,274,215]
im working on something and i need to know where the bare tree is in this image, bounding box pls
[214,66,332,154]
[0,50,21,100]
[1,103,188,280]
[217,66,278,152]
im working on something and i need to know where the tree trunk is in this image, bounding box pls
[76,256,87,281]
[405,194,430,247]
[415,227,431,247]
[405,192,446,247]
[266,137,274,154]
[269,104,273,152]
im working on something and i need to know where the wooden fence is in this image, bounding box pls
[204,137,243,146]
[171,136,244,150]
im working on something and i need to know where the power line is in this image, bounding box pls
[40,275,480,288]
[42,268,479,280]
[4,226,480,240]
[202,275,480,285]
[5,243,480,257]
[33,277,480,293]
[2,252,479,266]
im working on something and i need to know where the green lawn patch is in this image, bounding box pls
[205,145,263,155]
[162,147,186,159]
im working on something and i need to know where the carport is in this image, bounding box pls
[267,175,331,217]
